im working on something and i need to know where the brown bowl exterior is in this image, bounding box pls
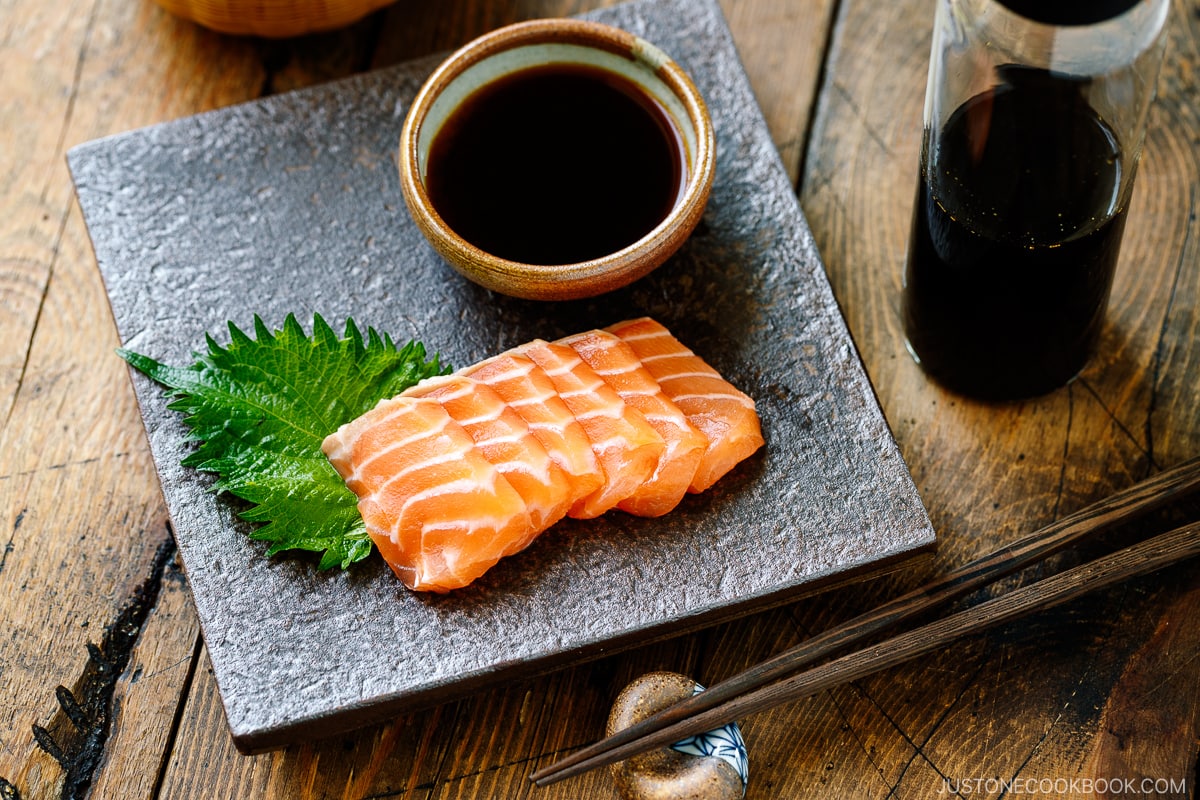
[152,0,397,37]
[398,18,715,301]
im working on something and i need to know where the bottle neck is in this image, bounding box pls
[948,0,1169,76]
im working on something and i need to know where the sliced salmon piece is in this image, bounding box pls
[463,352,604,512]
[559,329,708,517]
[518,339,666,518]
[403,374,574,535]
[322,396,531,593]
[606,317,763,492]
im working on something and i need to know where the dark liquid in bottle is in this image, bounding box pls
[996,0,1141,26]
[425,64,686,266]
[902,68,1127,400]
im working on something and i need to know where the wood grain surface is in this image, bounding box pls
[0,1,1196,799]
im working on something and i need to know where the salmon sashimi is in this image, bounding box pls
[518,339,666,518]
[402,374,574,535]
[321,318,764,592]
[559,329,708,517]
[463,352,604,512]
[322,396,531,593]
[606,317,764,493]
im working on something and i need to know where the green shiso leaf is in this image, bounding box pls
[119,313,449,570]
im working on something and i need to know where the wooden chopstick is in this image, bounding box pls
[536,519,1200,784]
[531,457,1200,786]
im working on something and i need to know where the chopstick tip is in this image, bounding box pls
[529,763,570,787]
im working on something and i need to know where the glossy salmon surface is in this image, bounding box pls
[463,352,604,512]
[560,329,708,516]
[518,339,666,519]
[323,319,764,591]
[322,396,531,593]
[606,318,764,492]
[403,374,574,535]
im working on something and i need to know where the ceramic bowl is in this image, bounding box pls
[398,18,715,301]
[151,0,397,36]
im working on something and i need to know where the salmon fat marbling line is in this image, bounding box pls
[321,318,765,593]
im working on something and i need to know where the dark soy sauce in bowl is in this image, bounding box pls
[424,63,687,266]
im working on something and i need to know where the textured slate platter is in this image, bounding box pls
[69,0,935,752]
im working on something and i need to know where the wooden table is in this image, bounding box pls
[2,1,1197,797]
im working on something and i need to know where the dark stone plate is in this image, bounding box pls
[69,0,935,752]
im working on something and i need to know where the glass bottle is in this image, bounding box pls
[901,0,1169,400]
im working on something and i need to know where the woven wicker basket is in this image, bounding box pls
[152,0,399,37]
